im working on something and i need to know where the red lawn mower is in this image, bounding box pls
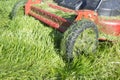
[10,0,120,62]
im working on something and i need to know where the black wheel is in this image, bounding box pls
[9,0,27,19]
[61,20,99,62]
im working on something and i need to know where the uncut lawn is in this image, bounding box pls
[0,0,120,79]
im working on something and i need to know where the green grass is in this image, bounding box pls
[0,0,120,80]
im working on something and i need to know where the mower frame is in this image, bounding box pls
[24,0,120,36]
[10,0,120,62]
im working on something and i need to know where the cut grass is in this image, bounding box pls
[0,0,120,79]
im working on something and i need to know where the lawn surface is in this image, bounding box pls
[0,0,120,79]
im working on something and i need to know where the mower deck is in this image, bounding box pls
[24,0,120,36]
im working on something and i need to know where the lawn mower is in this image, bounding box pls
[10,0,120,62]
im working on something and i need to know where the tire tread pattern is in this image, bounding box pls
[61,20,99,62]
[9,0,27,19]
